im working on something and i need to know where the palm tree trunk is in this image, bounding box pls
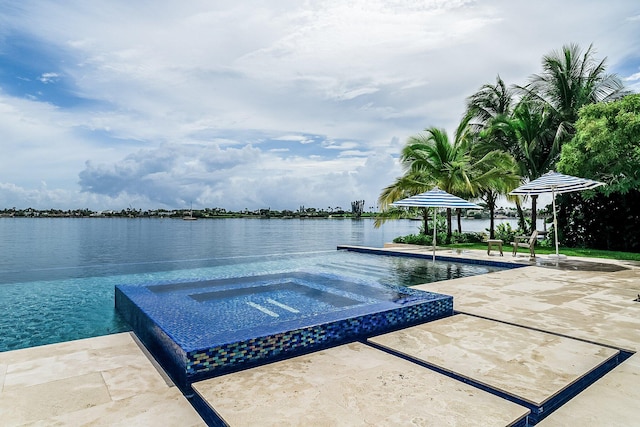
[457,208,462,233]
[531,195,538,233]
[489,208,495,239]
[486,191,497,239]
[516,199,526,232]
[421,208,429,235]
[446,208,452,242]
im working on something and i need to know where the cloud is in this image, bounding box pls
[273,134,314,144]
[624,71,640,93]
[76,138,402,210]
[38,72,59,83]
[0,1,638,211]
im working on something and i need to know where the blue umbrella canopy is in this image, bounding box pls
[509,171,605,258]
[509,171,605,196]
[392,187,481,260]
[391,187,482,209]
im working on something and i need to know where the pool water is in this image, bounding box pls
[1,250,508,352]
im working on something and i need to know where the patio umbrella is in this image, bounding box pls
[391,187,482,261]
[509,171,605,258]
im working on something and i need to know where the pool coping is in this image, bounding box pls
[337,244,530,269]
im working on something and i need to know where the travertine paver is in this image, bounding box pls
[193,341,530,426]
[416,259,640,352]
[369,314,619,406]
[377,246,640,425]
[537,352,640,426]
[0,333,204,427]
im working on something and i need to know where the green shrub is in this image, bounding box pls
[393,233,434,245]
[393,231,485,246]
[450,232,485,244]
[539,225,555,248]
[493,223,517,243]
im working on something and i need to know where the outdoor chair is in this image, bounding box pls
[486,239,503,256]
[511,230,538,258]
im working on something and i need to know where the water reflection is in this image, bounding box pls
[380,256,498,288]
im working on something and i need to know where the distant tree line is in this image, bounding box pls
[0,201,383,219]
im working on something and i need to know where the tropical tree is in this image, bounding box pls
[556,93,640,250]
[377,126,470,240]
[486,101,560,230]
[465,75,524,235]
[398,119,478,239]
[508,43,627,229]
[518,43,628,148]
[559,93,640,192]
[375,171,434,233]
[466,75,514,130]
[467,46,627,232]
[378,114,520,241]
[471,165,520,238]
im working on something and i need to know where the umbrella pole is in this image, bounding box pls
[432,208,436,262]
[553,189,559,258]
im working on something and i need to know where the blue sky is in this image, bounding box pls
[1,1,639,211]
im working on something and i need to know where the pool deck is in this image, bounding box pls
[2,245,640,426]
[0,332,205,427]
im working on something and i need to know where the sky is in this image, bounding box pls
[1,1,639,212]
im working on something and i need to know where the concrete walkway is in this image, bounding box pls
[2,246,639,426]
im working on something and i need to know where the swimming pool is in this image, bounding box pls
[0,248,510,352]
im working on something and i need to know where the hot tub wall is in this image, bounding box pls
[115,287,190,389]
[184,295,453,383]
[116,284,453,388]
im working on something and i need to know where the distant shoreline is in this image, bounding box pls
[1,209,532,223]
[0,213,378,220]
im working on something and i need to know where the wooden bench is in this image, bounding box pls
[486,239,503,256]
[511,231,538,258]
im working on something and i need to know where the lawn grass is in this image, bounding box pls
[445,243,640,262]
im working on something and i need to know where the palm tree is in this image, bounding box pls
[465,75,523,235]
[468,146,520,238]
[376,127,469,240]
[508,44,627,231]
[381,115,519,240]
[468,48,627,232]
[519,43,628,147]
[479,100,558,231]
[399,120,478,239]
[376,171,434,234]
[466,75,514,130]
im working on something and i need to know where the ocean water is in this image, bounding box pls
[0,217,417,284]
[0,217,511,352]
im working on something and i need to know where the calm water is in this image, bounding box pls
[0,217,509,352]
